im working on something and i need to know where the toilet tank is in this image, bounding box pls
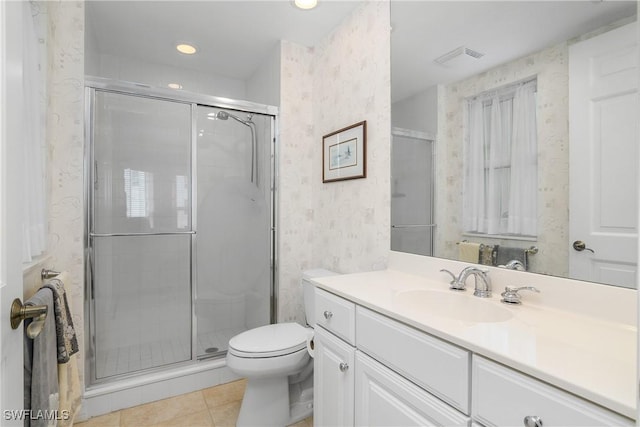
[301,269,338,326]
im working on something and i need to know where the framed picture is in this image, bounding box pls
[322,121,367,183]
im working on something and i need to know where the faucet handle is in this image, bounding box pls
[439,269,466,291]
[500,286,540,305]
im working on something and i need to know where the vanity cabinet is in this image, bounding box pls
[314,288,470,427]
[313,287,633,427]
[472,356,633,427]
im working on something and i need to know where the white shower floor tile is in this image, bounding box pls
[95,327,247,378]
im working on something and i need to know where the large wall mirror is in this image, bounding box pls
[391,1,638,288]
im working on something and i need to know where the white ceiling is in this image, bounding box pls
[85,1,364,81]
[391,1,637,101]
[86,1,637,102]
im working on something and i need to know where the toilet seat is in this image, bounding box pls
[228,323,310,358]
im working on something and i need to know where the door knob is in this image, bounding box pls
[573,240,595,253]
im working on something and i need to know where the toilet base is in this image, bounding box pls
[236,368,314,427]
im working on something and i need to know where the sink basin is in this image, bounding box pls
[394,289,513,323]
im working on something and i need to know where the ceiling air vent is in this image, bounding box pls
[434,46,485,66]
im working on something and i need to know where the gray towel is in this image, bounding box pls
[42,279,79,363]
[23,288,59,427]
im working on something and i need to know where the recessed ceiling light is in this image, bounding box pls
[176,43,197,55]
[168,83,183,90]
[293,0,317,10]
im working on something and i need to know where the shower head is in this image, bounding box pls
[216,110,252,125]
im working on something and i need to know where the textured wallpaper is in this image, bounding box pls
[310,1,391,274]
[277,40,316,323]
[46,0,86,384]
[277,1,392,323]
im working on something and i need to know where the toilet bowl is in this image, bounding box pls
[226,269,337,427]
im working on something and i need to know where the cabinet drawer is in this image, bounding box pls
[356,306,470,414]
[472,356,633,427]
[315,288,356,345]
[355,351,470,427]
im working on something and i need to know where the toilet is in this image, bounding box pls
[226,269,337,427]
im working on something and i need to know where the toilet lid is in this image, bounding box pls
[228,323,309,358]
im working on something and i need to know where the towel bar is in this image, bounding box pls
[10,298,47,336]
[41,268,60,281]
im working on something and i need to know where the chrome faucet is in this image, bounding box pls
[501,259,525,271]
[440,266,492,297]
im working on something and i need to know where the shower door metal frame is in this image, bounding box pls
[84,77,278,387]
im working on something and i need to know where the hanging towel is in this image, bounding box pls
[480,244,496,266]
[24,288,59,427]
[496,246,527,268]
[42,278,79,363]
[458,241,481,263]
[55,272,82,427]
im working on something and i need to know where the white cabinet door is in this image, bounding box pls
[355,351,470,427]
[314,326,355,427]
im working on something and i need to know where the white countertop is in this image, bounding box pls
[312,268,637,419]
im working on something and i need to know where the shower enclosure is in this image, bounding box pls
[84,79,276,385]
[390,128,435,256]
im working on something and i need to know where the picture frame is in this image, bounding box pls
[322,120,367,183]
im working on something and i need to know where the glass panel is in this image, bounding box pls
[391,134,434,256]
[391,227,434,256]
[92,234,192,379]
[93,91,192,233]
[195,107,272,358]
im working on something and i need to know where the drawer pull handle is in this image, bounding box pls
[523,415,543,427]
[339,362,349,372]
[323,310,333,320]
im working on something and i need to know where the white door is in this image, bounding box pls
[313,326,355,427]
[0,1,26,424]
[569,22,639,288]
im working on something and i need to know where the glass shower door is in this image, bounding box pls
[90,91,193,380]
[195,106,272,359]
[391,132,435,256]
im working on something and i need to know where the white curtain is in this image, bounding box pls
[463,80,537,236]
[462,98,487,232]
[22,1,47,263]
[508,82,537,235]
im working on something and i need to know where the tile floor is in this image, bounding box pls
[75,379,313,427]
